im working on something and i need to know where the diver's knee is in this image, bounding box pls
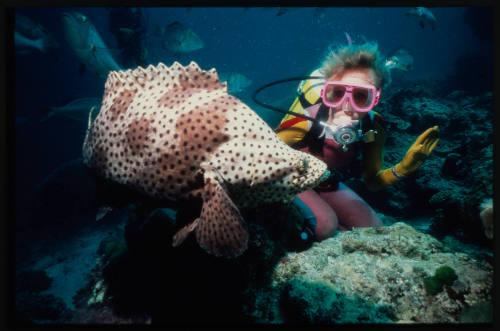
[314,208,338,241]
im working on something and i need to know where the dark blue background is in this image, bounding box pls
[12,7,493,223]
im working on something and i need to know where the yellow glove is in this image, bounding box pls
[394,126,439,177]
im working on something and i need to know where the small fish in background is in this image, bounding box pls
[479,198,493,239]
[161,21,204,54]
[405,7,437,31]
[15,13,59,58]
[384,48,414,71]
[219,72,253,94]
[62,11,122,78]
[40,97,101,123]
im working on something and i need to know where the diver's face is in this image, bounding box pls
[327,68,377,124]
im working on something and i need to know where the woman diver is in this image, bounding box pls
[274,42,439,241]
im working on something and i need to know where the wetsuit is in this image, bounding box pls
[275,70,401,238]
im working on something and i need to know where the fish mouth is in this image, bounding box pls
[303,168,330,189]
[292,167,330,191]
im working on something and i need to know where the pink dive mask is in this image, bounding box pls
[320,81,381,113]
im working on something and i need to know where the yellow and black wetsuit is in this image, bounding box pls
[275,72,402,191]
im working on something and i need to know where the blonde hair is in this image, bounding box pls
[319,42,390,89]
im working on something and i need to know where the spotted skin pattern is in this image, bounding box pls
[83,61,328,258]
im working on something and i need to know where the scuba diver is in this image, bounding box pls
[108,7,147,68]
[263,42,439,241]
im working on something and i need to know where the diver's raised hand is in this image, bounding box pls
[395,126,439,177]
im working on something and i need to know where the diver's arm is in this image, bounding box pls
[275,121,309,145]
[276,74,322,146]
[362,120,401,191]
[275,105,313,146]
[363,121,440,191]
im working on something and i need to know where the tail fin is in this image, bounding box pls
[38,35,58,54]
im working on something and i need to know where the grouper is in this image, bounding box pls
[405,7,437,31]
[62,11,121,78]
[82,61,329,258]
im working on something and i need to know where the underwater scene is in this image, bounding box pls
[10,6,494,325]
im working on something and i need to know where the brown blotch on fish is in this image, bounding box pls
[125,116,152,155]
[157,86,190,109]
[110,88,136,121]
[176,103,227,159]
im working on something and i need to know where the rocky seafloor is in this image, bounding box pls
[14,211,494,325]
[13,84,494,325]
[244,222,493,324]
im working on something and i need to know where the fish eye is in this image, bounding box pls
[297,157,308,174]
[79,14,88,23]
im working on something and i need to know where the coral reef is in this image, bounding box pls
[346,86,493,245]
[244,223,493,324]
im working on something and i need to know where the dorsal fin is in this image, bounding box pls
[103,61,228,97]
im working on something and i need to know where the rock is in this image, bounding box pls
[244,223,493,323]
[459,301,493,323]
[440,153,465,179]
[400,97,451,132]
[372,82,493,245]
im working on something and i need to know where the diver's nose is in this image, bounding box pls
[342,99,354,114]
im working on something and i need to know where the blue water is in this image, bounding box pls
[13,6,492,221]
[10,6,494,324]
[12,7,492,237]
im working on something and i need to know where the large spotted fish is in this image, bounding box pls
[82,61,329,258]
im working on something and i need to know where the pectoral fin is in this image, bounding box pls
[172,169,248,258]
[197,170,248,258]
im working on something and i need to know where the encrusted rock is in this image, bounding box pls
[244,222,493,323]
